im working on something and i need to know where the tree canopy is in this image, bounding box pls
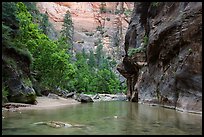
[2,2,126,97]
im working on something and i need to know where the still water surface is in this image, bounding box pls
[2,101,202,135]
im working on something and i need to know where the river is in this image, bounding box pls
[2,101,202,135]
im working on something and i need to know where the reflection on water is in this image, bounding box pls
[2,101,202,135]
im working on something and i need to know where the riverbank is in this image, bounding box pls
[2,96,81,111]
[2,93,127,112]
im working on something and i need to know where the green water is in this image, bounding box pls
[2,101,202,135]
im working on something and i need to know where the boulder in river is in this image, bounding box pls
[77,94,94,103]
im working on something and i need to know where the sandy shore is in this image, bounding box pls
[2,96,81,111]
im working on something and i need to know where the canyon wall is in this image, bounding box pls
[117,2,202,113]
[36,2,134,58]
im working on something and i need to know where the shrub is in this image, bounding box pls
[143,35,149,46]
[99,2,106,13]
[151,2,160,7]
[6,46,33,65]
[124,9,132,17]
[128,47,145,57]
[2,86,9,98]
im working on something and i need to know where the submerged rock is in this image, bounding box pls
[33,121,85,128]
[33,121,72,128]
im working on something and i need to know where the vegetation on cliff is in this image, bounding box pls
[2,2,126,103]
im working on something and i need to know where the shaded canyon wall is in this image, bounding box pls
[117,2,202,113]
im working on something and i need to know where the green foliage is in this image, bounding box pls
[55,36,71,52]
[114,9,120,15]
[30,39,75,89]
[83,91,96,95]
[96,26,103,31]
[16,48,33,65]
[109,59,117,68]
[5,46,33,65]
[94,38,102,46]
[2,2,19,28]
[2,2,125,95]
[40,13,49,35]
[23,2,39,19]
[2,2,19,47]
[82,48,87,58]
[22,77,33,87]
[2,23,12,39]
[96,69,120,93]
[15,2,75,89]
[2,23,13,46]
[69,46,124,94]
[96,26,106,35]
[69,38,124,94]
[88,50,96,68]
[112,31,120,47]
[4,57,18,70]
[24,2,58,40]
[128,47,145,57]
[2,85,8,97]
[16,2,43,44]
[61,10,74,50]
[99,2,107,13]
[95,43,104,68]
[151,2,160,7]
[71,53,90,92]
[143,35,149,46]
[124,9,132,17]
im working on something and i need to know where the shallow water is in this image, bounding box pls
[2,101,202,135]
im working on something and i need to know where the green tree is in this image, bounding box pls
[9,2,125,94]
[2,2,19,45]
[23,2,59,40]
[55,36,71,52]
[15,2,75,89]
[73,53,90,92]
[69,47,125,94]
[82,48,87,58]
[61,10,74,54]
[95,43,103,68]
[88,50,96,68]
[2,23,13,46]
[2,2,19,29]
[40,13,49,35]
[23,2,39,21]
[96,69,121,93]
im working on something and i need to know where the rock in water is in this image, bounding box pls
[33,121,73,128]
